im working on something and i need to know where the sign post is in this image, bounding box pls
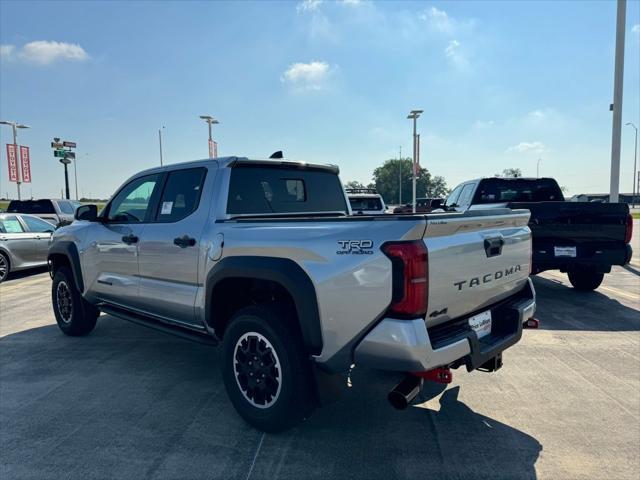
[51,139,76,199]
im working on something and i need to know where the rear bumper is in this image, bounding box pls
[532,243,632,274]
[354,278,536,372]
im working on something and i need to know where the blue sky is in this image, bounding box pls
[1,0,639,199]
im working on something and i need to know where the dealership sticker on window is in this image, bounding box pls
[161,201,173,215]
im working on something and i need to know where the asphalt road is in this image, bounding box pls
[1,231,638,480]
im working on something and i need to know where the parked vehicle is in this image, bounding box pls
[48,157,535,432]
[0,213,56,282]
[393,198,443,214]
[346,188,386,215]
[7,199,81,227]
[443,177,633,291]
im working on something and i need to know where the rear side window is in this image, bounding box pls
[7,200,55,214]
[473,179,564,204]
[227,166,347,215]
[57,201,75,215]
[156,168,207,222]
[0,216,25,233]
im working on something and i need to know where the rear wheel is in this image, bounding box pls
[0,252,9,283]
[52,266,99,335]
[221,304,316,432]
[567,270,604,292]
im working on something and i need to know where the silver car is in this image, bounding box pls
[0,213,55,282]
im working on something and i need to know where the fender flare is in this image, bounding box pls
[48,241,84,292]
[205,256,322,355]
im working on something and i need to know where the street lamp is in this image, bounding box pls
[199,115,219,159]
[537,158,542,178]
[407,110,423,213]
[626,122,638,207]
[0,120,30,200]
[158,126,165,166]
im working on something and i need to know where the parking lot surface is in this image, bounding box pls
[1,226,638,480]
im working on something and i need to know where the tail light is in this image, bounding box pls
[382,240,428,318]
[624,214,633,244]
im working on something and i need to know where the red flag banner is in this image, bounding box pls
[6,144,18,182]
[19,146,31,183]
[208,139,217,159]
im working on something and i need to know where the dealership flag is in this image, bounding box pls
[6,144,18,182]
[19,146,31,183]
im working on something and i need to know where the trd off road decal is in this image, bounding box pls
[337,240,374,255]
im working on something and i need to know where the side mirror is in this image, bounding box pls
[75,204,98,221]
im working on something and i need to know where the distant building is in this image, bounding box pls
[569,193,639,203]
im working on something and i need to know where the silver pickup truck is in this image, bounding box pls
[48,157,535,432]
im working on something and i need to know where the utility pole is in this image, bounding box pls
[0,120,30,200]
[537,158,542,178]
[609,0,626,203]
[398,146,402,204]
[158,126,164,166]
[199,115,219,159]
[407,110,423,213]
[627,122,638,207]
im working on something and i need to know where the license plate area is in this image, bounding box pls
[468,310,492,339]
[554,246,577,257]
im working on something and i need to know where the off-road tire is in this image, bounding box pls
[567,270,604,292]
[221,304,317,433]
[52,266,99,336]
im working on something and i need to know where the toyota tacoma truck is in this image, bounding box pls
[442,177,633,291]
[48,157,536,432]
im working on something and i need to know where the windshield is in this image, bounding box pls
[349,196,383,211]
[473,178,564,204]
[7,200,56,214]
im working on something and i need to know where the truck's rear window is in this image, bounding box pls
[349,196,383,211]
[7,200,56,214]
[473,179,564,204]
[227,166,348,215]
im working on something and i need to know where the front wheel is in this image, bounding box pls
[221,305,316,432]
[567,270,604,292]
[0,252,9,283]
[52,266,99,335]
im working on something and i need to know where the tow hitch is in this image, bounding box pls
[388,368,453,410]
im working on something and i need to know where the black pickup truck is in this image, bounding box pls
[443,177,633,291]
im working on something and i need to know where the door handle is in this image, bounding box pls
[174,235,196,248]
[122,234,139,245]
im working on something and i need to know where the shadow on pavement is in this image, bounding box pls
[532,276,639,332]
[0,317,541,480]
[3,265,48,283]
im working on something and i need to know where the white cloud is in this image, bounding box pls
[632,24,640,34]
[0,44,15,60]
[341,0,362,5]
[18,40,89,65]
[421,6,454,33]
[507,141,546,154]
[297,0,322,13]
[281,61,333,90]
[444,39,469,69]
[0,40,89,65]
[445,39,460,57]
[473,120,495,129]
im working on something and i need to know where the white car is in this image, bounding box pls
[346,188,386,215]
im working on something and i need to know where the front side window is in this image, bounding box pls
[22,216,55,233]
[0,216,25,233]
[445,185,463,207]
[156,168,207,222]
[457,184,475,207]
[107,174,161,223]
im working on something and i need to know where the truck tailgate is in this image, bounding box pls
[508,201,629,243]
[424,210,531,328]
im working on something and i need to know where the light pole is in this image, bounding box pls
[609,0,626,203]
[199,115,219,159]
[0,120,30,200]
[407,110,423,213]
[537,158,542,178]
[398,146,402,204]
[626,122,638,207]
[75,153,88,200]
[158,126,165,166]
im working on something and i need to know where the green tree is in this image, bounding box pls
[343,180,373,190]
[497,168,523,178]
[372,158,449,204]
